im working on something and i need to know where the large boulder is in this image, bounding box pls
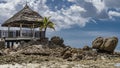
[51,36,64,45]
[92,37,118,53]
[92,37,104,49]
[49,36,65,48]
[100,37,118,52]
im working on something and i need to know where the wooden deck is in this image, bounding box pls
[0,30,45,38]
[5,37,40,41]
[0,30,45,48]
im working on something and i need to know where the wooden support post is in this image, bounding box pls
[8,25,10,37]
[39,28,42,38]
[32,23,35,38]
[7,41,10,48]
[20,24,22,37]
[11,41,14,49]
[30,27,32,37]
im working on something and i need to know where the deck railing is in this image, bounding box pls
[0,30,45,38]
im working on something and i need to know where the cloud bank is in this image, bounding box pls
[0,0,120,30]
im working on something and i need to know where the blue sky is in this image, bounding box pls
[0,0,120,50]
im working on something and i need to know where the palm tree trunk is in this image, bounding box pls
[44,27,47,38]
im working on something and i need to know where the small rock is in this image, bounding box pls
[83,46,91,51]
[3,48,11,55]
[63,50,72,59]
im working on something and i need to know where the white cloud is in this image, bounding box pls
[0,0,120,31]
[70,5,86,12]
[108,11,120,18]
[67,0,76,2]
[85,0,105,13]
[0,0,25,22]
[43,5,89,30]
[30,2,89,30]
[104,0,120,8]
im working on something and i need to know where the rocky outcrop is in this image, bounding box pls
[101,37,118,52]
[60,47,100,61]
[0,36,119,64]
[92,37,118,53]
[51,36,64,45]
[20,45,50,56]
[92,37,104,49]
[49,36,66,48]
[18,40,41,49]
[0,43,119,64]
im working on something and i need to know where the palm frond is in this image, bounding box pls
[38,16,55,31]
[48,22,55,30]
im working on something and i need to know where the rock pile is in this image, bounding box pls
[20,45,50,56]
[92,37,118,53]
[60,47,98,61]
[0,36,119,64]
[19,40,40,48]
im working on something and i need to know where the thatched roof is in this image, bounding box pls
[2,4,43,28]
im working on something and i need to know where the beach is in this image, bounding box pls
[0,58,120,68]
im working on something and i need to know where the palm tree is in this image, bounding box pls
[39,16,55,38]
